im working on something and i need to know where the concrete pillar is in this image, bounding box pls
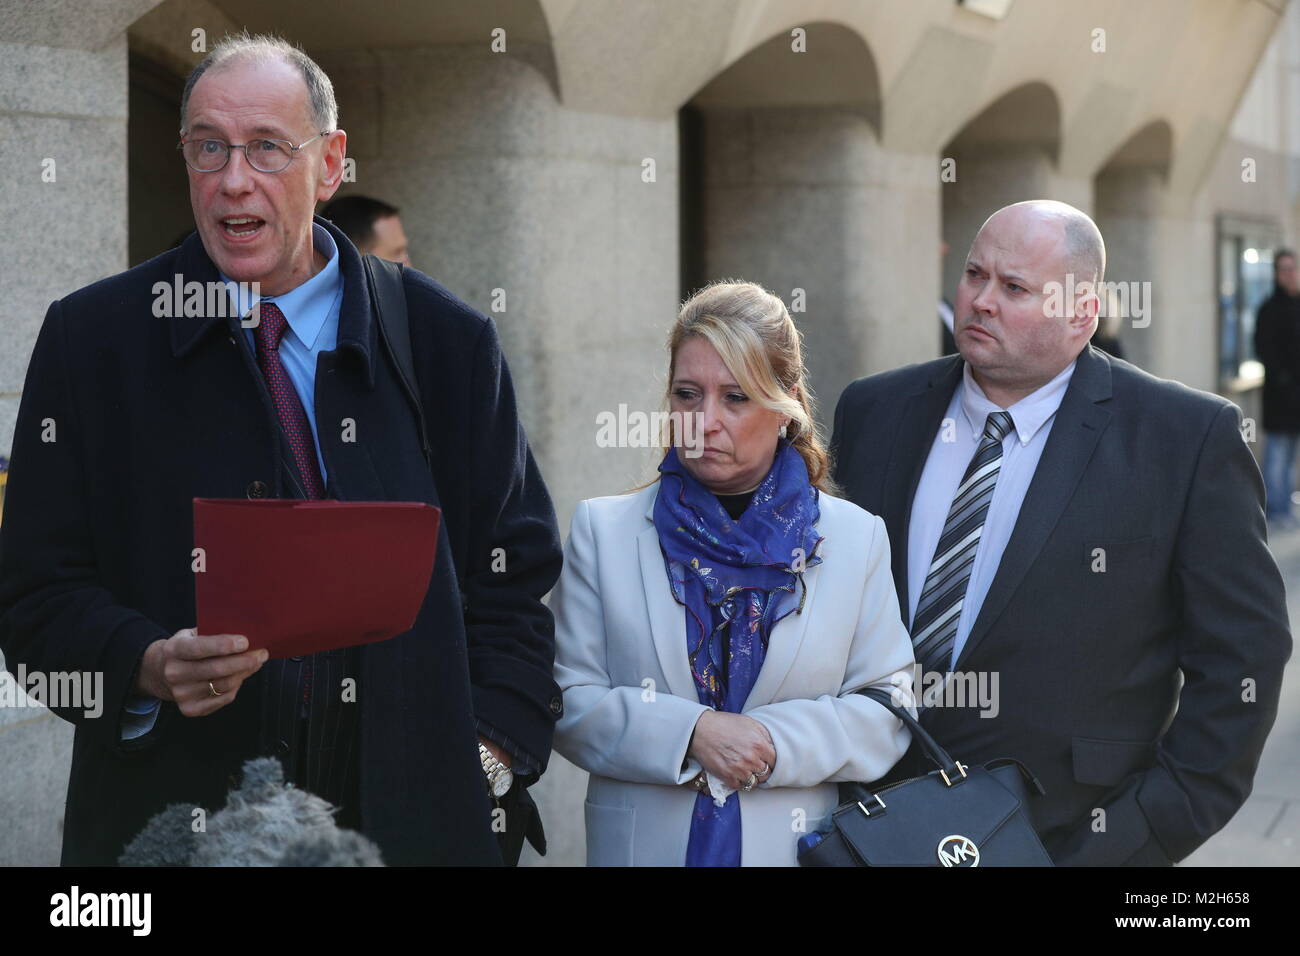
[941,147,1055,298]
[1095,167,1165,372]
[1152,196,1218,392]
[0,38,131,461]
[697,106,938,423]
[1095,169,1216,390]
[941,145,1093,330]
[320,45,679,528]
[0,29,136,865]
[319,43,681,867]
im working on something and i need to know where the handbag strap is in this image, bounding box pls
[856,686,968,784]
[363,253,432,468]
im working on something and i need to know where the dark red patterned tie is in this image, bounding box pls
[253,302,325,500]
[253,301,324,708]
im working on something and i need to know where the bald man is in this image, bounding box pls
[832,200,1291,866]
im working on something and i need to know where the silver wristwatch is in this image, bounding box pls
[479,742,514,799]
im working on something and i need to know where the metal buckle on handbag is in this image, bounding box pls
[856,793,887,817]
[940,761,969,787]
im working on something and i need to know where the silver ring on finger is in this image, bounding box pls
[757,762,771,776]
[208,681,223,698]
[742,773,757,792]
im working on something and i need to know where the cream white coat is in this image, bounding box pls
[552,482,916,866]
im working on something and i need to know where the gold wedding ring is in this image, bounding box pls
[208,681,223,697]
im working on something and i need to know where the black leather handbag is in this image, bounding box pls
[797,688,1054,867]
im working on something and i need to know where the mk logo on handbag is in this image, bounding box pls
[937,835,980,867]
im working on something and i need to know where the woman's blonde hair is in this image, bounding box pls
[652,279,838,495]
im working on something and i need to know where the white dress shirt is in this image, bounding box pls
[906,358,1077,669]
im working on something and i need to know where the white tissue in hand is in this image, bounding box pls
[704,772,737,807]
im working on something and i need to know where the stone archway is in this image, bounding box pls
[940,82,1066,304]
[681,22,885,425]
[1093,120,1173,371]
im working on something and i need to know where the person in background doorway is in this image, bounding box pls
[1090,300,1125,360]
[320,194,412,266]
[1254,248,1300,527]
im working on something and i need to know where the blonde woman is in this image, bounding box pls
[552,280,916,866]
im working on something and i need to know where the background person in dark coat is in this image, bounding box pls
[1253,248,1300,525]
[0,34,563,866]
[832,200,1291,866]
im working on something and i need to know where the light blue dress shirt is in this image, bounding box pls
[905,358,1076,671]
[121,224,344,740]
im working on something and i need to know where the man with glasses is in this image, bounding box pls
[0,33,564,866]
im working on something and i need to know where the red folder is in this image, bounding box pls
[193,498,440,659]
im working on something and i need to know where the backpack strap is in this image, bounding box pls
[363,253,432,467]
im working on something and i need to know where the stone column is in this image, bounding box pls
[0,20,139,867]
[1095,167,1165,373]
[1152,197,1218,391]
[0,36,132,458]
[320,45,680,529]
[941,147,1057,297]
[318,44,682,867]
[697,106,938,424]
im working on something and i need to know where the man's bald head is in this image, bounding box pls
[978,200,1106,287]
[953,199,1106,408]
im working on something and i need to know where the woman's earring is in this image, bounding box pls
[779,422,788,439]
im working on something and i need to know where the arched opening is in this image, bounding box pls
[939,82,1063,324]
[679,22,883,421]
[1093,120,1173,369]
[128,50,193,265]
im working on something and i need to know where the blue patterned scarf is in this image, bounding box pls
[654,438,823,866]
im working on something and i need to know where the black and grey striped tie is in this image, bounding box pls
[910,410,1015,681]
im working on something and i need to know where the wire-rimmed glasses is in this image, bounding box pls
[178,131,331,173]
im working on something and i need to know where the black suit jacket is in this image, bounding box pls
[1254,288,1300,432]
[831,345,1291,865]
[0,218,564,865]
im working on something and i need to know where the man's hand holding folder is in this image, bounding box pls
[131,498,442,718]
[133,628,268,716]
